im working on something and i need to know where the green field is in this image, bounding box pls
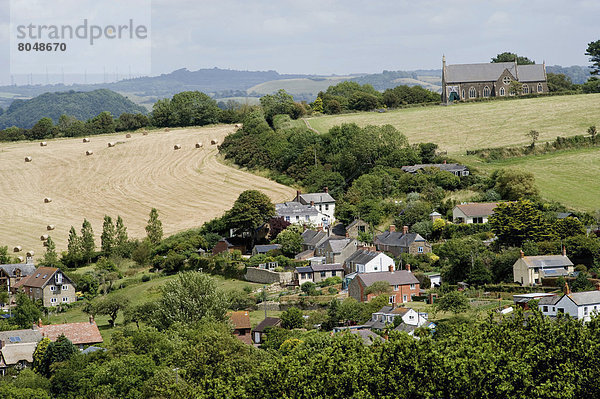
[306,93,600,155]
[466,147,600,212]
[248,77,351,96]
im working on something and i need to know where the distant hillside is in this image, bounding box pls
[0,89,146,129]
[545,65,591,84]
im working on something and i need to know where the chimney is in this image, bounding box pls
[562,246,567,257]
[89,315,95,324]
[389,264,394,272]
[389,225,396,232]
[37,318,43,328]
[406,264,411,272]
[345,231,349,238]
[296,190,301,201]
[403,226,409,235]
[564,282,571,295]
[324,186,328,193]
[443,160,447,164]
[310,200,315,207]
[520,250,525,258]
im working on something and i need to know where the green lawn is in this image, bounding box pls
[306,94,600,155]
[463,147,600,211]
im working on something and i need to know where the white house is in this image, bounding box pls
[276,201,331,227]
[344,249,395,275]
[540,286,600,322]
[368,306,428,328]
[513,249,574,286]
[452,202,500,224]
[295,189,336,224]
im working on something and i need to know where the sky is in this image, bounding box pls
[0,0,598,85]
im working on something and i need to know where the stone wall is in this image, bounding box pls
[245,267,293,284]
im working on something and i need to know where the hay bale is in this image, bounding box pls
[108,142,116,147]
[86,150,94,156]
[47,225,55,231]
[126,133,132,138]
[195,142,203,148]
[13,246,22,253]
[24,156,32,162]
[16,256,24,262]
[40,234,49,241]
[83,138,90,143]
[235,123,242,128]
[40,141,47,147]
[26,250,34,257]
[173,144,181,150]
[142,131,148,136]
[44,197,52,203]
[210,139,218,145]
[164,128,170,132]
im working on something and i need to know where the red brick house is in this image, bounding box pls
[212,237,247,255]
[228,311,252,345]
[348,270,420,305]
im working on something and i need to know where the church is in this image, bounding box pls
[441,56,548,104]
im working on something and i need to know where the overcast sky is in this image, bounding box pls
[0,0,598,85]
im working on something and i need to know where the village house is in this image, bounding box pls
[452,202,500,224]
[275,201,331,228]
[366,305,427,329]
[294,188,336,224]
[345,219,369,239]
[344,249,395,275]
[294,263,344,285]
[300,229,330,252]
[322,237,358,264]
[513,249,574,286]
[539,284,600,322]
[36,317,103,349]
[0,262,36,293]
[0,329,42,375]
[212,237,247,255]
[442,56,548,103]
[401,162,469,177]
[251,244,281,256]
[374,225,431,257]
[252,317,281,345]
[348,269,420,304]
[228,311,252,345]
[13,267,76,308]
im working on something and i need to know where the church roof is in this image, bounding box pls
[445,62,545,83]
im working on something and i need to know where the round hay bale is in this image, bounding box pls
[13,246,22,253]
[86,150,94,156]
[210,139,218,145]
[40,234,49,241]
[26,250,35,257]
[83,138,90,143]
[24,156,33,162]
[47,225,55,231]
[44,197,52,203]
[40,142,47,147]
[16,256,24,262]
[235,123,242,128]
[108,142,116,147]
[173,144,181,150]
[195,142,203,148]
[125,133,132,138]
[142,131,148,136]
[164,128,170,132]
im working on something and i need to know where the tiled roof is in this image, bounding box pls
[276,201,320,216]
[253,244,281,253]
[538,295,560,305]
[345,249,382,265]
[38,321,103,345]
[253,317,281,332]
[522,255,573,268]
[295,266,313,273]
[298,192,335,204]
[0,264,36,278]
[301,230,328,247]
[326,238,355,253]
[565,291,600,306]
[357,271,419,287]
[375,231,425,247]
[454,202,500,217]
[295,249,315,260]
[445,62,545,83]
[228,311,251,330]
[516,64,547,82]
[310,263,344,272]
[14,267,68,289]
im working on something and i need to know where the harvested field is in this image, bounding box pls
[0,125,295,256]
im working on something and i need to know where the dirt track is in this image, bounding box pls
[0,125,295,256]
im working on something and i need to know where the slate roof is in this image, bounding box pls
[253,244,281,254]
[253,317,281,333]
[0,342,37,365]
[295,249,315,260]
[326,238,354,253]
[446,62,518,83]
[516,64,547,82]
[564,291,600,306]
[349,329,384,345]
[38,322,103,345]
[454,202,500,217]
[401,163,469,173]
[298,192,335,204]
[310,263,344,272]
[374,306,411,316]
[375,231,426,247]
[522,255,573,269]
[228,311,251,330]
[276,201,320,216]
[345,249,382,265]
[0,263,36,278]
[347,219,368,229]
[0,329,42,344]
[81,346,106,355]
[357,271,419,287]
[295,266,313,273]
[301,230,328,247]
[538,295,561,306]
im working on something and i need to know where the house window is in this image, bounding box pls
[483,86,491,97]
[296,216,300,221]
[29,288,32,293]
[469,87,476,98]
[552,307,555,311]
[537,83,543,92]
[389,296,396,304]
[332,271,336,277]
[410,284,416,289]
[418,246,424,253]
[461,89,465,99]
[62,285,68,290]
[320,271,326,278]
[409,315,414,320]
[403,295,408,303]
[393,285,399,291]
[358,226,366,232]
[325,204,329,211]
[584,307,588,315]
[62,297,68,303]
[285,216,290,222]
[319,205,322,211]
[503,76,511,85]
[301,273,306,279]
[50,286,56,291]
[543,306,548,312]
[558,308,564,314]
[305,215,310,221]
[522,84,529,94]
[50,298,57,304]
[499,87,505,96]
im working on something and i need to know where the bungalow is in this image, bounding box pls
[0,263,36,293]
[344,249,395,275]
[513,249,574,286]
[539,284,600,322]
[401,163,469,177]
[294,264,344,285]
[252,317,281,344]
[13,267,76,308]
[36,317,103,349]
[348,270,420,304]
[366,305,427,329]
[275,201,331,227]
[374,225,431,257]
[228,311,252,345]
[0,329,42,375]
[295,188,336,224]
[452,202,500,224]
[252,244,281,256]
[212,237,247,255]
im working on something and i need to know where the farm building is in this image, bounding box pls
[442,56,548,103]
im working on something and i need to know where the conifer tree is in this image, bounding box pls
[145,208,163,245]
[80,219,95,263]
[101,215,116,256]
[115,215,128,254]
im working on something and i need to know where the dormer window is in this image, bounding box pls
[503,76,511,85]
